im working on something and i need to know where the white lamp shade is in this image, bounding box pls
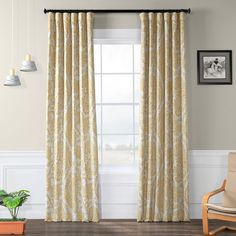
[20,54,37,72]
[4,69,21,86]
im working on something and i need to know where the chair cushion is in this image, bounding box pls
[223,153,236,208]
[223,181,236,208]
[206,203,236,214]
[228,152,236,172]
[208,209,236,217]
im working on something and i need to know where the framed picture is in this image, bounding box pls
[197,50,232,84]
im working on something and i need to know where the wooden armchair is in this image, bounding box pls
[202,152,236,235]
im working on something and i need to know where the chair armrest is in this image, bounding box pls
[202,179,226,205]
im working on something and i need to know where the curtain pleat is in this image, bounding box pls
[138,12,189,222]
[46,12,99,222]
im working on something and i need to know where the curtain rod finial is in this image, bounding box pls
[44,8,47,14]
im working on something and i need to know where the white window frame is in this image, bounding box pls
[94,29,140,172]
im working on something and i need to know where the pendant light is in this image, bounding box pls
[4,0,21,86]
[4,69,21,86]
[20,54,37,72]
[20,0,37,72]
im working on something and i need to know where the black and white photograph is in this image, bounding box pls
[203,56,225,79]
[197,50,232,84]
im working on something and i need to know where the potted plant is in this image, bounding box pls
[0,189,30,234]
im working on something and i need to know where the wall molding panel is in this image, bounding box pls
[0,150,231,219]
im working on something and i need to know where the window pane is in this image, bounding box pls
[94,44,101,73]
[102,74,133,103]
[103,135,134,165]
[103,105,133,134]
[96,105,101,134]
[95,74,101,103]
[134,105,139,134]
[102,45,133,73]
[134,44,141,73]
[134,74,140,103]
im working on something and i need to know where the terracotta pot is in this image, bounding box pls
[0,221,26,234]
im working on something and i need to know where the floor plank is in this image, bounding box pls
[21,219,236,235]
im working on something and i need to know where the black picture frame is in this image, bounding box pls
[197,50,232,85]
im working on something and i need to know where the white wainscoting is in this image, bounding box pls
[0,150,231,219]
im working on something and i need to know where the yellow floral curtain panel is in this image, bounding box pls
[138,12,189,222]
[46,12,99,222]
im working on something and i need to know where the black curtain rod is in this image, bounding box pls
[44,8,191,14]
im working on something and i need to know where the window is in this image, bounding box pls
[94,42,141,166]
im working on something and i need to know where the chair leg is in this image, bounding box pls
[202,207,209,235]
[209,226,227,235]
[208,225,236,235]
[202,216,209,235]
[226,226,236,231]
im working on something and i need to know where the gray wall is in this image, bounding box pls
[0,0,235,150]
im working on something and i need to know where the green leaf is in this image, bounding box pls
[18,190,30,198]
[0,190,8,197]
[3,196,21,209]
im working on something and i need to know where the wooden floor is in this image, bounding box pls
[23,219,236,236]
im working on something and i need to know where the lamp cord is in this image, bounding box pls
[11,0,13,68]
[27,0,29,53]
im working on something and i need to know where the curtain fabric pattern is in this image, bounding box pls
[46,12,99,222]
[138,12,189,222]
